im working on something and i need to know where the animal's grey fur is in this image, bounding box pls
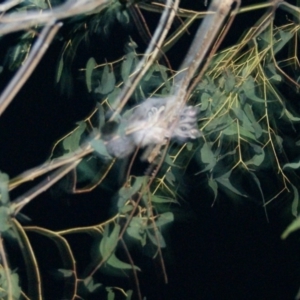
[104,98,201,158]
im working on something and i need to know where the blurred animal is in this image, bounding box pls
[102,97,201,159]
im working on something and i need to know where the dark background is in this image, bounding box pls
[1,0,300,299]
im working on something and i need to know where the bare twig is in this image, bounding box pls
[12,160,81,216]
[0,0,109,35]
[109,0,180,119]
[0,0,22,12]
[0,22,62,116]
[9,143,93,190]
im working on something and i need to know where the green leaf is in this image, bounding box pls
[95,64,116,94]
[0,267,21,300]
[243,104,263,138]
[63,122,86,153]
[239,126,258,142]
[242,77,265,103]
[127,226,145,244]
[151,195,178,204]
[120,204,133,214]
[83,277,102,293]
[86,57,97,92]
[215,170,247,197]
[249,172,268,221]
[118,177,144,209]
[116,9,130,23]
[164,154,176,166]
[281,217,300,239]
[56,56,64,83]
[107,253,141,271]
[205,114,229,132]
[165,171,176,186]
[106,288,115,300]
[57,269,73,277]
[186,142,193,151]
[245,150,265,167]
[121,52,135,82]
[283,161,300,170]
[223,122,237,136]
[273,30,293,55]
[148,212,174,228]
[267,63,282,82]
[196,143,217,174]
[29,0,48,9]
[0,172,9,205]
[284,109,300,122]
[91,139,112,158]
[0,207,11,232]
[224,72,236,92]
[291,184,299,218]
[275,135,283,152]
[126,290,133,300]
[99,224,120,259]
[107,87,121,109]
[208,177,218,203]
[232,107,255,133]
[147,229,166,248]
[127,216,146,245]
[200,142,216,164]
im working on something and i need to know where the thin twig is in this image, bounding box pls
[0,0,109,35]
[0,22,62,116]
[9,144,93,190]
[109,0,180,119]
[12,160,81,215]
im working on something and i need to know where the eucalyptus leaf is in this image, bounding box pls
[121,52,135,82]
[245,151,265,167]
[63,122,86,153]
[242,77,265,103]
[107,253,141,270]
[126,290,133,300]
[0,172,9,205]
[107,288,115,300]
[0,207,11,232]
[29,0,48,8]
[83,276,102,293]
[147,229,166,248]
[283,161,300,170]
[249,172,268,220]
[56,56,64,83]
[232,107,254,132]
[57,269,73,277]
[151,195,178,204]
[281,217,300,239]
[0,268,21,300]
[200,142,216,164]
[291,184,299,218]
[107,87,121,108]
[118,177,144,208]
[95,64,116,94]
[127,216,146,245]
[224,71,236,92]
[165,171,175,186]
[208,177,218,203]
[284,109,300,121]
[86,57,97,92]
[164,154,176,166]
[199,92,209,111]
[149,212,174,228]
[273,30,293,55]
[215,170,247,197]
[90,139,112,158]
[99,224,120,259]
